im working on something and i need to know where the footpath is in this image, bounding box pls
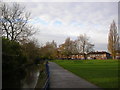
[49,62,100,88]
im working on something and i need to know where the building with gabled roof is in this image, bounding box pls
[57,51,112,60]
[87,51,111,59]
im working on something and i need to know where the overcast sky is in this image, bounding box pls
[7,1,118,51]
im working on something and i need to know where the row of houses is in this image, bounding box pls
[57,51,120,60]
[87,51,111,59]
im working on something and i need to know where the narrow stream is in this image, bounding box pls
[22,71,40,88]
[21,64,41,88]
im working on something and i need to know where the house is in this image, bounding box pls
[87,51,111,59]
[116,50,120,59]
[57,49,111,60]
[71,54,84,60]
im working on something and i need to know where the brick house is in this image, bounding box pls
[87,51,111,59]
[57,50,111,60]
[116,50,120,59]
[71,54,84,60]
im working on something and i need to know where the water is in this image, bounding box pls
[21,65,40,88]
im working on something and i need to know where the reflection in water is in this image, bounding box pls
[23,71,39,88]
[22,65,40,88]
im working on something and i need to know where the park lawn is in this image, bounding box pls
[52,59,119,88]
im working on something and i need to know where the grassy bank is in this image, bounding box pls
[52,59,119,88]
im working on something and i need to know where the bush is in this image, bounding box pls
[2,38,27,88]
[2,38,48,88]
[21,40,40,64]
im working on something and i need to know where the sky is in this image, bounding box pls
[2,0,120,2]
[4,1,118,51]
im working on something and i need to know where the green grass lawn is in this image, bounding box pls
[52,59,119,88]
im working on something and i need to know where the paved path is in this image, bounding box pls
[49,62,100,88]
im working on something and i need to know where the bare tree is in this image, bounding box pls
[77,34,94,59]
[51,40,57,48]
[70,40,79,55]
[0,2,35,41]
[39,40,57,59]
[108,20,119,59]
[63,37,73,58]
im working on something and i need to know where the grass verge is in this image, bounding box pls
[53,59,119,88]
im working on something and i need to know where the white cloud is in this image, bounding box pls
[2,0,120,2]
[6,2,117,51]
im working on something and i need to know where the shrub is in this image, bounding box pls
[2,38,27,88]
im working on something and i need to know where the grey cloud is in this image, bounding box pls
[95,43,108,51]
[4,2,118,51]
[3,0,120,2]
